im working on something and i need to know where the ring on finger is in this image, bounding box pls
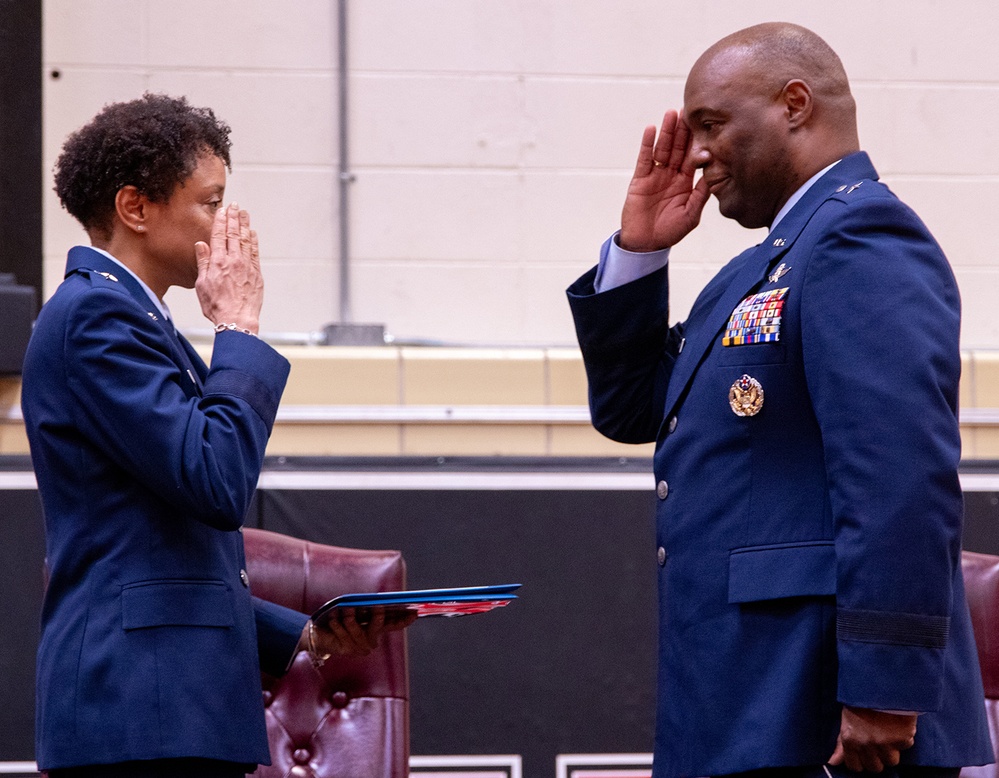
[653,160,664,167]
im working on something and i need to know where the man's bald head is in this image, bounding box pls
[690,22,858,143]
[682,23,860,228]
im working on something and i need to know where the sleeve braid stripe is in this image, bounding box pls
[837,608,950,649]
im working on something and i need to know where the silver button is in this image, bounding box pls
[656,480,669,500]
[240,569,250,588]
[657,546,667,566]
[667,416,677,434]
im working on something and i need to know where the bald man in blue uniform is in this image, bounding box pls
[568,23,993,778]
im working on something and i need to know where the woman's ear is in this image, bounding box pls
[782,79,813,130]
[114,186,148,234]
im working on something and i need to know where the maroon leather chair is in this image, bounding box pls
[961,551,999,777]
[244,527,409,778]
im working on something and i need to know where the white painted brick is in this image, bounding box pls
[255,260,338,334]
[522,77,684,170]
[42,255,68,301]
[146,0,334,70]
[352,1,529,73]
[351,1,769,77]
[521,263,596,347]
[44,0,145,66]
[815,3,999,83]
[351,170,521,263]
[955,268,999,350]
[42,0,999,349]
[43,188,88,260]
[43,68,150,164]
[351,74,524,167]
[856,84,999,176]
[349,261,528,346]
[518,171,631,266]
[146,71,336,166]
[516,3,747,78]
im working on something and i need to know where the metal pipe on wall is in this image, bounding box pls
[336,0,353,324]
[322,0,385,346]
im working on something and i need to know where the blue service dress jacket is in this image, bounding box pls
[568,152,994,777]
[21,246,308,771]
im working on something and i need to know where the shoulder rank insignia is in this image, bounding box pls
[835,181,864,195]
[95,271,118,282]
[769,263,790,283]
[729,374,764,417]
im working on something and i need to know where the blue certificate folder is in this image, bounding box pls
[312,583,522,624]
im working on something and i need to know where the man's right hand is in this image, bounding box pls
[619,110,710,253]
[828,705,918,773]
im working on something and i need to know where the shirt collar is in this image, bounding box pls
[769,159,841,233]
[87,246,174,325]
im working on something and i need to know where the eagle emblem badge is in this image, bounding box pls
[729,374,764,417]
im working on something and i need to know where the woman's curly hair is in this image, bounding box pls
[54,93,232,239]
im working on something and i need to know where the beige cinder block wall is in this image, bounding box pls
[43,1,999,349]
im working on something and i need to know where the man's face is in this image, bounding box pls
[143,153,226,289]
[683,50,797,230]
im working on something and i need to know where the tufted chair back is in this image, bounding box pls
[244,527,409,778]
[961,550,999,778]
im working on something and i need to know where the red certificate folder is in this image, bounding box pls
[311,583,521,624]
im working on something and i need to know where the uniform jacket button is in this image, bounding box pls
[657,480,669,500]
[657,546,667,566]
[667,416,677,434]
[240,569,250,588]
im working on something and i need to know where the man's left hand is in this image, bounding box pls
[828,705,917,772]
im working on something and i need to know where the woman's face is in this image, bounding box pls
[141,153,227,290]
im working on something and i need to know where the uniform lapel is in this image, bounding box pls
[661,242,774,419]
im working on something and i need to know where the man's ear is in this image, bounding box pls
[781,79,813,130]
[114,186,148,235]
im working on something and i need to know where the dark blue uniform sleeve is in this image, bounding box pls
[567,237,680,444]
[801,192,963,712]
[63,287,290,530]
[253,597,310,677]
